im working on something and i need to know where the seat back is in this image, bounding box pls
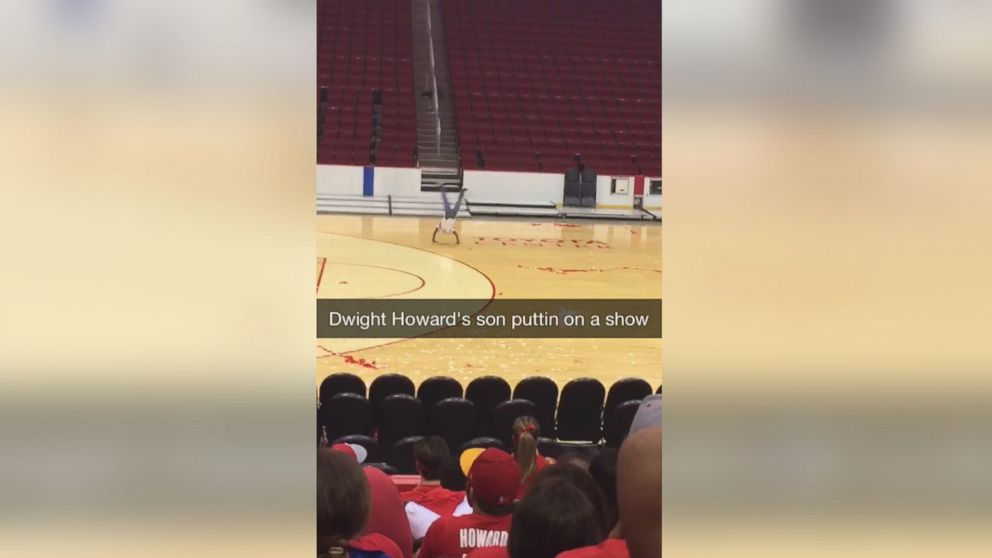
[319,392,374,442]
[536,438,600,461]
[604,399,642,448]
[369,373,415,406]
[604,377,652,425]
[387,435,424,474]
[377,394,422,447]
[429,397,477,450]
[556,377,605,442]
[492,399,539,448]
[319,372,367,408]
[513,376,559,437]
[465,376,511,436]
[417,376,463,432]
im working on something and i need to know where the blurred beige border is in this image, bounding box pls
[664,1,992,556]
[0,2,315,556]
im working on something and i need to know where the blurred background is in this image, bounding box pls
[0,1,314,557]
[1,0,991,556]
[665,0,992,556]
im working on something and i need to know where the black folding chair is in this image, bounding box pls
[377,394,422,447]
[604,399,642,448]
[319,392,374,442]
[319,372,366,408]
[556,377,606,442]
[537,438,600,461]
[605,377,652,416]
[417,376,463,432]
[429,397,477,450]
[513,376,559,437]
[492,399,539,448]
[369,374,415,406]
[465,375,511,437]
[387,435,424,474]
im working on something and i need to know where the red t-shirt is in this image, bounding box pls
[364,468,414,558]
[517,454,551,498]
[467,547,509,558]
[418,512,512,558]
[350,533,405,558]
[402,484,465,517]
[555,539,630,558]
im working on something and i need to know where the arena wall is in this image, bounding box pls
[317,164,661,209]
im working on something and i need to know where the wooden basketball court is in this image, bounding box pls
[317,214,662,391]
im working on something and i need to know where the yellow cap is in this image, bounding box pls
[459,447,485,476]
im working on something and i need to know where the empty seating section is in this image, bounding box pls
[318,372,661,470]
[317,0,416,166]
[443,0,661,176]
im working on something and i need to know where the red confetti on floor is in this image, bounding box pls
[522,265,662,275]
[343,355,379,369]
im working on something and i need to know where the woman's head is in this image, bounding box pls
[507,478,603,558]
[317,448,370,551]
[512,416,540,480]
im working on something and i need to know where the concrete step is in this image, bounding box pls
[417,144,459,151]
[419,158,460,166]
[417,141,459,148]
[420,164,458,171]
[421,168,461,176]
[418,153,460,160]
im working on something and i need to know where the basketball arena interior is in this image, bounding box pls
[316,1,662,556]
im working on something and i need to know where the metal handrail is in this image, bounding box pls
[425,2,441,158]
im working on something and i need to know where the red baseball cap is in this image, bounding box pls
[330,443,367,463]
[467,448,521,507]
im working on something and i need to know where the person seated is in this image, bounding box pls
[417,448,520,558]
[555,451,591,471]
[614,427,660,558]
[554,538,629,558]
[512,416,552,497]
[587,448,620,533]
[557,399,661,558]
[404,436,467,539]
[364,466,415,558]
[471,477,603,558]
[525,463,612,538]
[318,448,404,558]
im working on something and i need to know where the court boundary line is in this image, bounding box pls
[316,231,497,356]
[322,262,427,299]
[316,257,327,295]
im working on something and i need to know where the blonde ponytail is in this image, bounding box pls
[513,416,541,481]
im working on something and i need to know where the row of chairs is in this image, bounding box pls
[317,373,661,447]
[317,0,417,167]
[335,434,603,477]
[443,0,660,176]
